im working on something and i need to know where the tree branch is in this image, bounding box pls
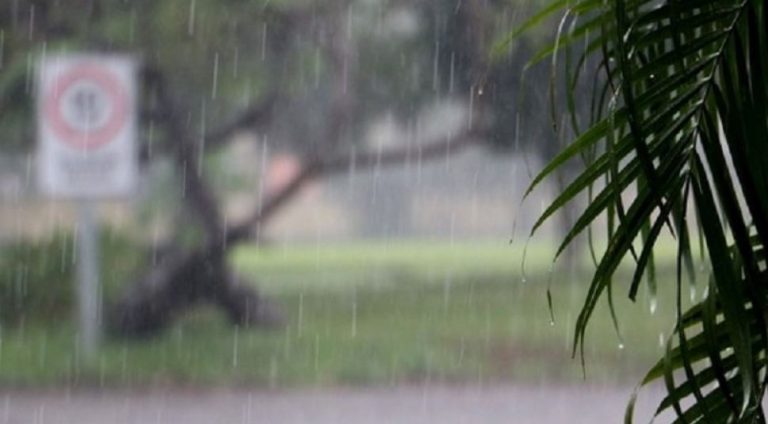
[220,127,483,248]
[143,66,226,243]
[203,92,278,150]
[319,128,482,172]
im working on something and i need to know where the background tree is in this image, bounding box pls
[0,0,573,336]
[514,0,768,421]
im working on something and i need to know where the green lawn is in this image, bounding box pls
[0,240,698,387]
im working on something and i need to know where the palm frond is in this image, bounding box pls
[512,0,768,421]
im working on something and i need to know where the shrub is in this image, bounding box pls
[0,229,143,326]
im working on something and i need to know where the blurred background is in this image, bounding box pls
[0,0,685,422]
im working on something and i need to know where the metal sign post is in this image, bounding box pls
[37,55,137,361]
[76,201,100,359]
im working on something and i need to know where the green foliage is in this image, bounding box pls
[0,233,74,325]
[517,0,768,421]
[0,229,143,326]
[0,242,677,387]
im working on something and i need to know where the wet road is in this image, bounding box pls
[1,383,667,423]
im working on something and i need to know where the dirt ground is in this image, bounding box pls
[0,383,669,423]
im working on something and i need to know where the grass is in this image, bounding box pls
[0,239,698,387]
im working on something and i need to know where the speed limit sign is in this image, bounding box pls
[37,54,137,198]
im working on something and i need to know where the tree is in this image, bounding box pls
[1,0,564,336]
[513,0,768,421]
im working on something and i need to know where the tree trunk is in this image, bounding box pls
[108,249,282,337]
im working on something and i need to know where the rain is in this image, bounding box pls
[0,0,707,423]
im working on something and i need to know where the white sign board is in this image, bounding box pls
[37,55,137,198]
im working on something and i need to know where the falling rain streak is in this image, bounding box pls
[211,53,219,100]
[187,0,196,36]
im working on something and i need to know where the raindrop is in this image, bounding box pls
[180,160,188,198]
[24,52,33,94]
[38,333,47,368]
[0,30,5,70]
[71,223,79,264]
[28,4,34,40]
[232,327,239,368]
[241,393,254,422]
[484,308,491,350]
[448,52,455,93]
[187,0,196,35]
[346,4,353,40]
[618,343,625,350]
[470,172,479,226]
[34,405,44,423]
[443,274,452,313]
[549,320,555,327]
[444,133,452,171]
[60,233,69,271]
[414,117,423,185]
[269,357,278,389]
[313,334,320,375]
[211,53,219,100]
[370,143,383,205]
[198,100,207,172]
[261,23,268,61]
[346,145,357,195]
[342,55,350,94]
[658,332,665,347]
[297,293,304,338]
[313,48,321,89]
[690,285,697,302]
[649,298,658,315]
[520,236,531,283]
[120,347,128,379]
[99,357,106,387]
[432,40,440,92]
[283,325,292,357]
[454,0,463,13]
[147,121,156,157]
[128,9,136,43]
[255,137,269,238]
[467,86,475,130]
[232,47,239,78]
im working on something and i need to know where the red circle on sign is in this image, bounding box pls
[44,63,129,150]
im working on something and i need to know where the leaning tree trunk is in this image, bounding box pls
[109,249,282,337]
[109,66,287,338]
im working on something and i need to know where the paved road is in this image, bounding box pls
[0,384,667,424]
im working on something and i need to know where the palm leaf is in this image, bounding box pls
[511,0,768,421]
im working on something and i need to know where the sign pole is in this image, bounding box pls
[76,200,100,361]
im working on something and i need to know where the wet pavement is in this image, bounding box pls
[0,383,667,423]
